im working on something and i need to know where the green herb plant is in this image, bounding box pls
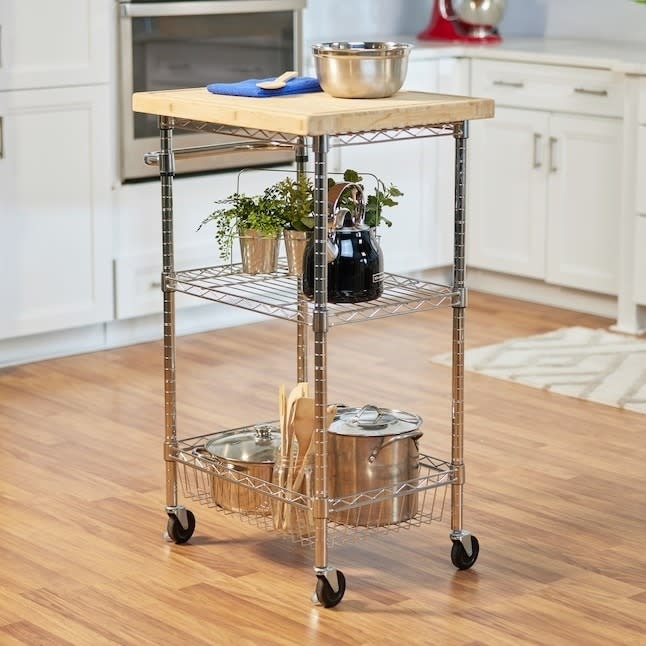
[199,168,402,260]
[330,168,403,228]
[273,175,315,231]
[198,188,287,261]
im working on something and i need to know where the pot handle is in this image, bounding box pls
[192,447,234,468]
[368,429,424,463]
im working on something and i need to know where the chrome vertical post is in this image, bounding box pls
[311,134,329,572]
[295,138,309,384]
[159,115,179,511]
[451,121,468,535]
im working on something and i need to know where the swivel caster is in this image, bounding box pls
[314,570,346,608]
[451,533,479,570]
[165,508,195,544]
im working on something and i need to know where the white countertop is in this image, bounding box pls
[376,36,646,74]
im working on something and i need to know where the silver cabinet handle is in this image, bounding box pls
[0,116,3,160]
[533,133,542,169]
[549,136,558,173]
[492,80,525,88]
[574,87,608,97]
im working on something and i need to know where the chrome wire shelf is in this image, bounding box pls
[175,429,455,547]
[169,118,456,147]
[166,262,459,326]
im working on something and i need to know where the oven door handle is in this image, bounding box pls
[121,0,305,18]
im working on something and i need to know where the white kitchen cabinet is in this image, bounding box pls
[468,107,548,278]
[0,85,113,339]
[634,214,646,305]
[634,109,646,305]
[113,167,285,320]
[545,113,621,293]
[335,57,468,274]
[0,0,110,90]
[468,59,622,295]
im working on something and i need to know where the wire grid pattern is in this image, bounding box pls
[169,119,455,147]
[175,441,454,546]
[167,263,459,326]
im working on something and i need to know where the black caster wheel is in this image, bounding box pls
[166,509,195,544]
[315,571,346,608]
[451,535,479,570]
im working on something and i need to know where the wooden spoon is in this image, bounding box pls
[256,70,297,90]
[291,404,337,494]
[286,396,314,491]
[292,397,315,462]
[282,383,308,480]
[274,383,288,528]
[278,383,287,460]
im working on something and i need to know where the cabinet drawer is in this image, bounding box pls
[471,60,622,118]
[634,215,646,305]
[115,245,219,319]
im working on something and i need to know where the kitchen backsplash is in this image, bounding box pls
[303,0,646,43]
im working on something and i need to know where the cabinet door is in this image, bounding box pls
[468,107,548,279]
[0,86,113,339]
[336,138,434,274]
[0,0,110,89]
[338,59,453,273]
[545,114,621,295]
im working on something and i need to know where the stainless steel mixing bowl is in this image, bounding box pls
[451,0,506,28]
[312,42,413,99]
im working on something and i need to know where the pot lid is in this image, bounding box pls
[329,405,422,437]
[204,424,279,463]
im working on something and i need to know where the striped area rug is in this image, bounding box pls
[432,326,646,414]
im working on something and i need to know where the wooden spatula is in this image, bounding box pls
[284,382,308,461]
[291,404,336,494]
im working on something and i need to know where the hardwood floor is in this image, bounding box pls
[1,292,644,645]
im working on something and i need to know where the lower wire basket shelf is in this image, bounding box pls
[174,431,456,547]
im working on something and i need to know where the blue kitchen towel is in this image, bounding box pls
[207,76,321,98]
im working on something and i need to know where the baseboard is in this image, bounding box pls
[465,268,618,319]
[0,304,263,368]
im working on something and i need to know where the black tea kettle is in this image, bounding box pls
[303,182,384,303]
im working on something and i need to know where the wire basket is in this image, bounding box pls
[175,438,455,546]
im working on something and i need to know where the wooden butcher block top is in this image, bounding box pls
[132,87,494,136]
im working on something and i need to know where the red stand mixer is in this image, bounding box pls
[418,0,505,44]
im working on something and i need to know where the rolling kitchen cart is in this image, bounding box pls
[132,87,494,607]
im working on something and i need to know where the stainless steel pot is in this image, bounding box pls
[327,406,423,526]
[201,424,280,515]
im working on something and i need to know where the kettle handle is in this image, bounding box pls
[327,182,365,224]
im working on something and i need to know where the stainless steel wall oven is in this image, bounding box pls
[118,0,305,181]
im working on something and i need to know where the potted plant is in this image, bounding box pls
[198,187,286,274]
[273,175,315,275]
[199,169,402,276]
